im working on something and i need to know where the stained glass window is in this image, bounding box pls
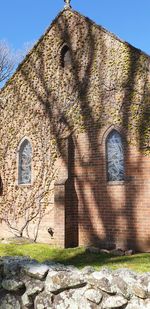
[18,139,32,184]
[106,130,124,181]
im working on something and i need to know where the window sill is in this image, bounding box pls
[15,183,33,188]
[107,180,125,186]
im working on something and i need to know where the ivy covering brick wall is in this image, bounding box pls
[0,8,150,248]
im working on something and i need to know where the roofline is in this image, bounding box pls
[75,9,150,58]
[1,7,150,93]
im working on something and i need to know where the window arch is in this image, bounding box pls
[106,130,124,181]
[18,139,32,185]
[60,45,71,68]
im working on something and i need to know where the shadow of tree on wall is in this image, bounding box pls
[2,9,150,250]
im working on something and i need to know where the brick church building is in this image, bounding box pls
[0,1,150,251]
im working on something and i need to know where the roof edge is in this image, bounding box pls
[1,7,150,94]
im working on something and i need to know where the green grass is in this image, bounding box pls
[0,243,149,272]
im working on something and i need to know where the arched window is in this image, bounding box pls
[106,130,124,181]
[60,45,71,68]
[18,139,32,185]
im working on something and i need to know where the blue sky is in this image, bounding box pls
[0,0,150,55]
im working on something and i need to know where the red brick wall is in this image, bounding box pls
[58,131,150,252]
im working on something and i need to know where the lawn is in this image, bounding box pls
[0,243,149,272]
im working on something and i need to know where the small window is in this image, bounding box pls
[106,130,124,181]
[0,176,3,195]
[18,139,32,185]
[60,45,71,68]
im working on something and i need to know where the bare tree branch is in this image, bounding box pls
[0,40,15,83]
[0,40,34,87]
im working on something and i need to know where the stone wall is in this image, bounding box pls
[0,257,150,308]
[1,8,150,249]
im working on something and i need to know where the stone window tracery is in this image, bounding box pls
[18,139,32,185]
[106,130,124,181]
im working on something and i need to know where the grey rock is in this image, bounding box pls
[144,299,150,308]
[0,257,149,309]
[3,256,33,277]
[21,293,33,308]
[89,274,115,294]
[99,267,113,276]
[0,294,21,309]
[99,249,110,254]
[138,273,149,288]
[2,278,25,291]
[82,266,95,275]
[102,295,128,308]
[84,288,103,304]
[25,279,44,296]
[125,304,141,309]
[34,291,53,309]
[110,248,125,256]
[114,268,137,286]
[45,270,86,293]
[54,289,95,309]
[132,283,148,299]
[112,276,130,299]
[125,296,146,309]
[125,250,133,256]
[3,261,20,276]
[24,263,49,279]
[97,277,116,294]
[65,265,79,272]
[86,246,100,254]
[91,269,113,281]
[125,303,140,309]
[114,268,137,279]
[148,283,150,295]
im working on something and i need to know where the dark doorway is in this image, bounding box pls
[65,136,78,247]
